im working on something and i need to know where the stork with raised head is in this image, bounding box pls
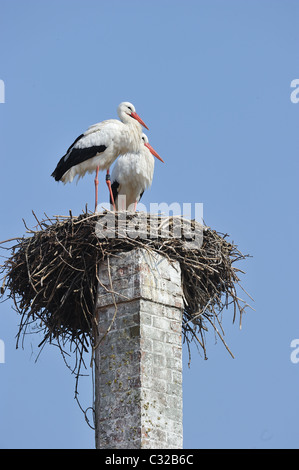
[51,102,149,211]
[110,133,164,211]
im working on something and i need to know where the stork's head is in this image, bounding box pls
[118,102,149,130]
[141,133,149,145]
[142,133,164,163]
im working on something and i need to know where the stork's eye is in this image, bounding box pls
[127,106,132,112]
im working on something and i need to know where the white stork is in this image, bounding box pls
[51,102,149,211]
[110,133,164,211]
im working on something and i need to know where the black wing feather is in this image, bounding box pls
[51,142,107,181]
[66,133,85,153]
[110,181,119,205]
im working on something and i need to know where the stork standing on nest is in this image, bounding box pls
[51,102,149,211]
[110,133,164,211]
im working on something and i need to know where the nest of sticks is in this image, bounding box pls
[0,210,251,368]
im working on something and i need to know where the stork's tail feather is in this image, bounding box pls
[51,159,67,181]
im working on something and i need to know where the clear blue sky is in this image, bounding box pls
[0,0,298,449]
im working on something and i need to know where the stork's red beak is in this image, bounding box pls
[144,142,164,163]
[130,111,149,130]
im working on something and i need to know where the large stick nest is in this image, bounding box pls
[0,210,251,365]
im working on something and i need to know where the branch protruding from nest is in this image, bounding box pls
[0,210,252,374]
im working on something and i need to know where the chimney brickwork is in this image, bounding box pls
[94,248,183,449]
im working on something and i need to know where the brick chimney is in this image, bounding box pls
[94,248,183,449]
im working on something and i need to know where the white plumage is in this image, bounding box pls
[51,102,149,210]
[110,133,164,211]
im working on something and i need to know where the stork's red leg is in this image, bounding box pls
[106,169,116,211]
[134,201,137,212]
[94,166,99,212]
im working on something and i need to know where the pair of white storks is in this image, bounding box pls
[51,102,163,211]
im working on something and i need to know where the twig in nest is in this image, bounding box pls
[0,211,251,395]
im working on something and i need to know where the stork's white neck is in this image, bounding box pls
[122,120,143,153]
